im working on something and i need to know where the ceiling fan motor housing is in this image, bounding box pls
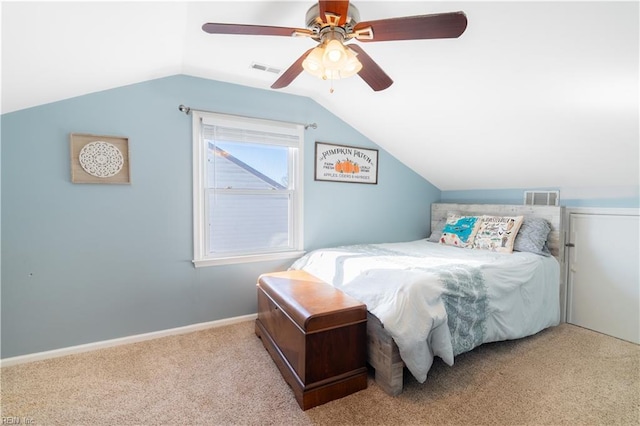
[305,3,361,37]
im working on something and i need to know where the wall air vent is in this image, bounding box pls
[250,62,282,74]
[524,190,560,206]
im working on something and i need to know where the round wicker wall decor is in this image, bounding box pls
[78,141,124,178]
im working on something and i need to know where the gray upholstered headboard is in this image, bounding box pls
[431,203,565,260]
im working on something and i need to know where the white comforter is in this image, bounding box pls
[290,239,560,383]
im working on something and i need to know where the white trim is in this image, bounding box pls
[192,250,305,267]
[294,126,304,251]
[567,207,639,216]
[0,314,257,368]
[192,113,207,263]
[191,111,304,267]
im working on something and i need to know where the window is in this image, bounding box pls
[192,111,304,267]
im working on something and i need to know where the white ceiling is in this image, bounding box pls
[2,1,638,192]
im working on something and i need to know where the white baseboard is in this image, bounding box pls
[0,313,257,368]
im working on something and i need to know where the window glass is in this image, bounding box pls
[207,141,289,190]
[208,192,291,254]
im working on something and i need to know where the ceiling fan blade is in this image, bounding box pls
[202,22,310,37]
[348,45,393,91]
[271,48,315,90]
[353,11,467,42]
[319,0,350,26]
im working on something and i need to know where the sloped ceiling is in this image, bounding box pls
[2,1,638,192]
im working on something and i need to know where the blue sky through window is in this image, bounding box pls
[216,141,289,187]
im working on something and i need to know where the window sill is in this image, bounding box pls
[192,250,306,268]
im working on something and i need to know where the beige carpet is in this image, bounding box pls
[1,321,638,425]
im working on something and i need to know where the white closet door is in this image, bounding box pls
[567,213,639,344]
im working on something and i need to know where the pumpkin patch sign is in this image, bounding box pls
[314,142,378,184]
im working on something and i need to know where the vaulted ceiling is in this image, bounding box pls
[2,1,638,192]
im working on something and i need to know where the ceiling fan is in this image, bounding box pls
[202,1,467,92]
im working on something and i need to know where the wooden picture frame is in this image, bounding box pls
[70,133,130,184]
[314,142,378,184]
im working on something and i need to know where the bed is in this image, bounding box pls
[290,203,565,395]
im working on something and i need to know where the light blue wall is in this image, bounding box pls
[1,75,440,358]
[442,187,639,208]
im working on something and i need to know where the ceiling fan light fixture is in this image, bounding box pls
[341,46,362,77]
[323,39,346,65]
[302,46,325,78]
[302,38,362,81]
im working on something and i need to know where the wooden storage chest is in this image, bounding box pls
[255,270,368,410]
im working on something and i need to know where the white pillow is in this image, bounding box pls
[472,215,524,253]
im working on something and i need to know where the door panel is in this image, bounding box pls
[567,213,639,344]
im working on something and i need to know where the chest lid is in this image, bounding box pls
[258,270,367,332]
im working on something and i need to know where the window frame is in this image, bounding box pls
[192,111,304,267]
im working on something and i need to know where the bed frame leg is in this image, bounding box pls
[374,361,404,396]
[366,313,404,396]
